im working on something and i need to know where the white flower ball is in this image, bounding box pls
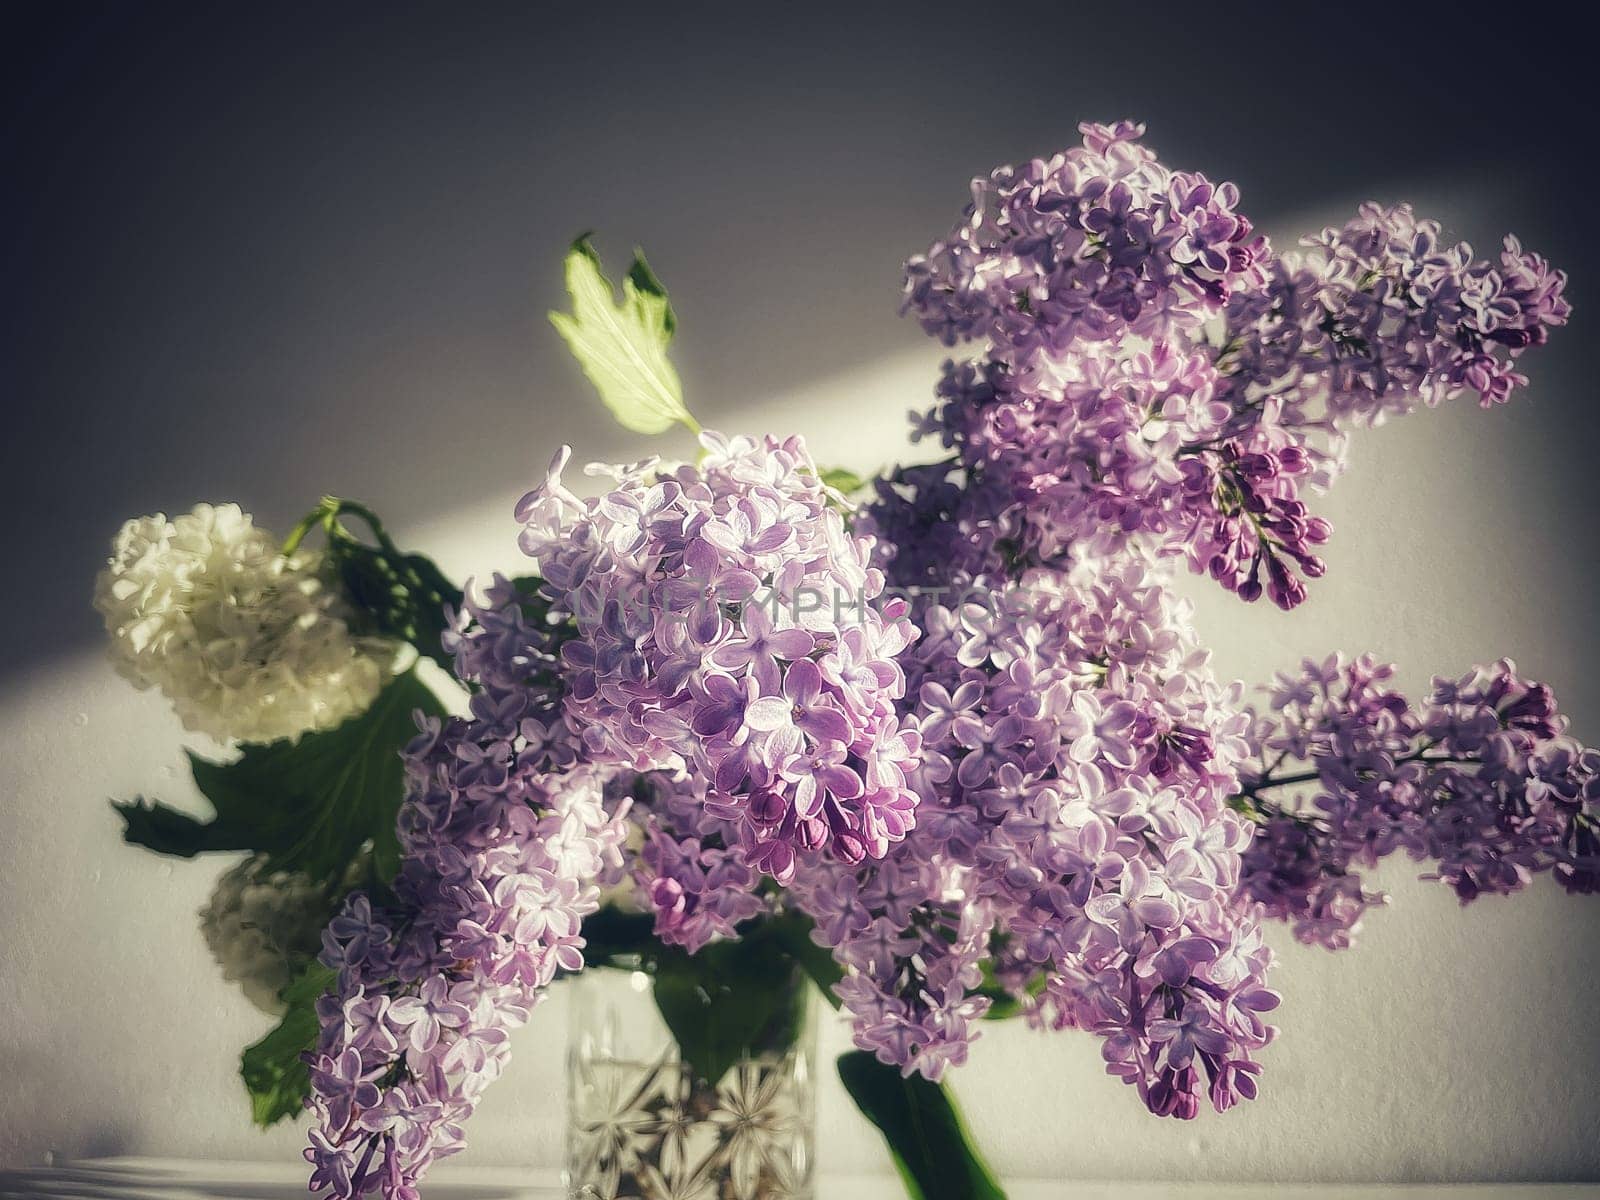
[94,502,394,744]
[199,857,334,1016]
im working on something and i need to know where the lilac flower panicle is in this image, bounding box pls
[304,581,632,1198]
[874,125,1567,612]
[515,432,922,879]
[792,561,1280,1116]
[903,121,1269,353]
[1237,655,1600,949]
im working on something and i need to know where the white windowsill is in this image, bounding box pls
[0,1158,1596,1199]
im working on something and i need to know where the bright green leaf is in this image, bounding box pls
[838,1051,1008,1200]
[818,467,868,495]
[240,963,334,1127]
[549,235,698,435]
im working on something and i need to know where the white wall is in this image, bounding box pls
[4,5,1596,1181]
[4,343,1598,1183]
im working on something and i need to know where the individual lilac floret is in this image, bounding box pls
[1235,655,1600,948]
[515,432,922,879]
[791,561,1280,1117]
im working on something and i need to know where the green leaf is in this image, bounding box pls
[327,541,462,676]
[112,796,258,858]
[818,467,867,495]
[240,963,334,1127]
[549,235,698,435]
[116,670,445,884]
[837,1051,1008,1200]
[578,903,659,968]
[648,927,808,1088]
[283,497,464,674]
[770,911,844,1008]
[976,961,1048,1022]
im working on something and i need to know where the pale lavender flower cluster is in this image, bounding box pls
[1223,205,1572,426]
[1184,207,1571,605]
[627,769,771,953]
[792,562,1280,1116]
[1237,655,1600,949]
[903,119,1268,352]
[514,432,921,879]
[873,126,1568,612]
[303,583,631,1198]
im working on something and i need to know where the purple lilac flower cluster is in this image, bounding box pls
[303,581,631,1198]
[790,562,1279,1115]
[902,118,1269,352]
[296,120,1584,1196]
[514,432,920,879]
[1185,208,1571,606]
[875,124,1568,610]
[1235,655,1600,949]
[627,768,771,953]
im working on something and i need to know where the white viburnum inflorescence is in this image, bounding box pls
[94,502,395,743]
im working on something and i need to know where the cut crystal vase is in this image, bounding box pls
[565,965,816,1200]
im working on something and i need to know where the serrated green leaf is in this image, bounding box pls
[116,671,444,885]
[549,235,698,435]
[189,670,443,882]
[240,963,334,1127]
[625,253,676,336]
[837,1051,1008,1200]
[113,796,258,858]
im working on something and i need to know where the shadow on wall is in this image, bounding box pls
[1,2,1596,679]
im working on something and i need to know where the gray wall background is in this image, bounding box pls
[3,2,1597,1182]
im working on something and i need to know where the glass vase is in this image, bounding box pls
[564,964,816,1200]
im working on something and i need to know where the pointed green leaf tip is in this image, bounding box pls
[240,963,335,1126]
[819,467,868,495]
[549,234,699,435]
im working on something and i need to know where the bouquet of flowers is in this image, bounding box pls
[97,120,1593,1200]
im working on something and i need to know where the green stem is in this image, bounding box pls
[281,496,464,674]
[1237,746,1475,802]
[279,505,328,557]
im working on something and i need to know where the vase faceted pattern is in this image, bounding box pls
[566,970,816,1200]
